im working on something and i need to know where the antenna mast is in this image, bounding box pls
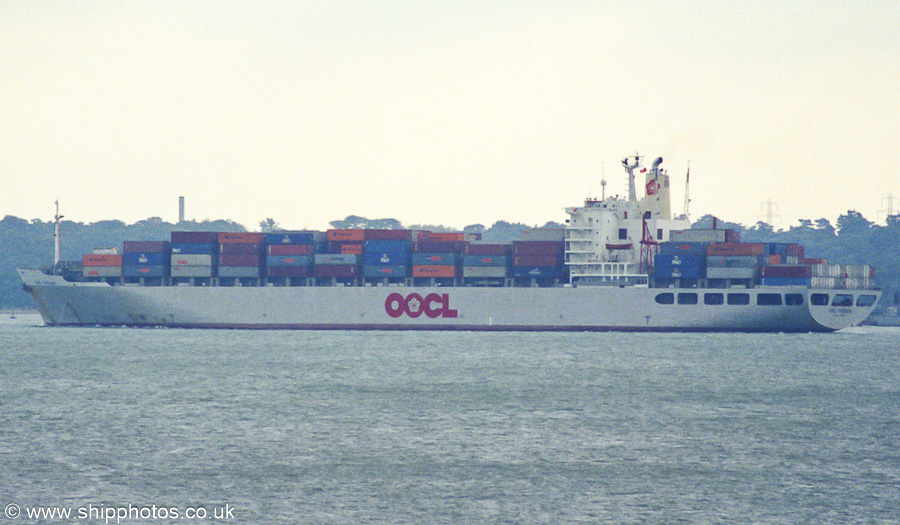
[621,154,642,202]
[54,200,64,270]
[683,161,691,222]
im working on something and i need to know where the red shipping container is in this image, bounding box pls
[327,229,366,242]
[513,255,561,267]
[340,243,363,255]
[83,254,123,266]
[220,243,263,255]
[513,241,564,256]
[123,241,170,253]
[170,231,219,244]
[314,265,359,278]
[218,254,261,267]
[429,232,465,242]
[414,241,467,253]
[803,258,826,265]
[364,229,411,241]
[759,265,812,278]
[267,244,314,255]
[412,265,457,278]
[267,266,311,278]
[787,244,805,258]
[218,232,265,244]
[465,244,511,256]
[706,243,765,256]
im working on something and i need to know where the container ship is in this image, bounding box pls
[18,155,880,332]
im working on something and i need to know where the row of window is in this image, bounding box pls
[812,293,877,307]
[617,228,666,241]
[654,292,877,307]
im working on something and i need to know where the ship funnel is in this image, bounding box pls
[652,157,663,170]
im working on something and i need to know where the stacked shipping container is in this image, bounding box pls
[218,232,264,278]
[123,241,170,279]
[265,232,318,279]
[78,227,873,290]
[511,241,565,280]
[170,231,218,278]
[82,253,123,278]
[363,239,411,279]
[463,244,511,279]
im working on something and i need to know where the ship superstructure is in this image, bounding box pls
[565,155,690,286]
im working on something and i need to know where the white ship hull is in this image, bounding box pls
[18,269,879,332]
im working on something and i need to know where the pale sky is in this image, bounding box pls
[3,1,899,230]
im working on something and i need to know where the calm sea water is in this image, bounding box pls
[1,315,898,524]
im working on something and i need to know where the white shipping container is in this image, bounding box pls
[217,266,260,278]
[170,265,214,278]
[841,265,871,279]
[520,228,566,242]
[843,277,873,290]
[171,254,213,266]
[463,266,509,278]
[811,264,842,278]
[811,276,838,288]
[706,267,757,280]
[669,229,727,243]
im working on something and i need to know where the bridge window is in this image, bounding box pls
[757,293,783,306]
[727,293,750,305]
[618,228,628,240]
[678,293,698,305]
[785,294,804,306]
[655,293,674,305]
[856,295,877,307]
[704,293,724,305]
[811,293,829,306]
[832,294,854,307]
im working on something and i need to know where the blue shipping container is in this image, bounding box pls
[362,265,409,278]
[171,243,217,255]
[462,255,508,267]
[511,266,563,279]
[363,251,409,265]
[767,243,791,256]
[654,266,704,279]
[123,252,168,266]
[266,255,313,267]
[411,253,458,265]
[123,265,168,278]
[265,232,316,245]
[363,240,412,253]
[314,254,358,265]
[654,253,705,270]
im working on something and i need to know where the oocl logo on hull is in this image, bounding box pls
[384,293,458,319]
